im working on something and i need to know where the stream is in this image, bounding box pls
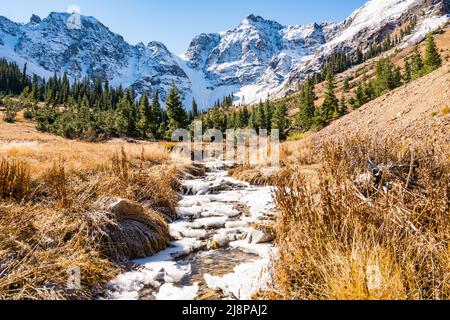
[106,161,277,300]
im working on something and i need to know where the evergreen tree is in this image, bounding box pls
[192,98,198,118]
[256,101,266,131]
[411,46,424,80]
[138,91,151,138]
[348,97,356,109]
[364,81,375,101]
[150,91,162,138]
[272,103,288,139]
[339,95,348,116]
[403,57,412,83]
[264,98,273,132]
[423,33,442,74]
[21,63,28,87]
[101,80,111,110]
[373,58,401,97]
[0,59,25,95]
[166,84,187,134]
[30,76,40,101]
[131,101,139,137]
[115,92,135,137]
[295,79,316,130]
[392,65,402,88]
[60,72,70,103]
[354,47,364,65]
[248,108,258,132]
[242,105,250,126]
[321,72,338,122]
[227,112,237,129]
[354,83,367,108]
[343,77,350,93]
[211,106,226,131]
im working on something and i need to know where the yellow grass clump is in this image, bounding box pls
[0,157,30,201]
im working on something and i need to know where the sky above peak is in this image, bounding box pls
[0,0,367,54]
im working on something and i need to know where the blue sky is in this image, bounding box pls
[0,0,367,54]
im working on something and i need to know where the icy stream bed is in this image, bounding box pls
[106,161,277,300]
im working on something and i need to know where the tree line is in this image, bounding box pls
[199,97,289,139]
[2,72,190,141]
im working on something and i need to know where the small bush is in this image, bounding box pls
[287,132,307,141]
[23,107,34,120]
[3,99,18,123]
[163,141,177,152]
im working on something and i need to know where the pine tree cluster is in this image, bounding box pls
[4,71,189,141]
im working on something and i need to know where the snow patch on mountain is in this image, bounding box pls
[404,14,449,46]
[326,0,418,47]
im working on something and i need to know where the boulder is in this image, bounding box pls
[210,234,231,249]
[180,229,209,240]
[245,228,274,244]
[225,221,250,229]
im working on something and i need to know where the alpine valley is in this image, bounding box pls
[0,0,448,109]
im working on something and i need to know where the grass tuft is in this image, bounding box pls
[0,157,30,201]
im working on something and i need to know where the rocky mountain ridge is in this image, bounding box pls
[0,0,448,108]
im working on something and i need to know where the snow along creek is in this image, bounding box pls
[106,161,277,300]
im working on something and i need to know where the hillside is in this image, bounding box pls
[278,25,450,116]
[258,46,450,302]
[310,60,449,144]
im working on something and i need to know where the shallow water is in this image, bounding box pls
[183,248,259,284]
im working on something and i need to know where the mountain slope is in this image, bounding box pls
[311,61,450,144]
[0,0,448,109]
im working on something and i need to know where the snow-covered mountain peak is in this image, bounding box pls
[240,14,283,29]
[147,41,170,53]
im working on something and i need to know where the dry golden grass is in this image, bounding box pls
[265,136,449,300]
[229,141,319,186]
[0,158,30,201]
[0,122,183,299]
[228,165,280,186]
